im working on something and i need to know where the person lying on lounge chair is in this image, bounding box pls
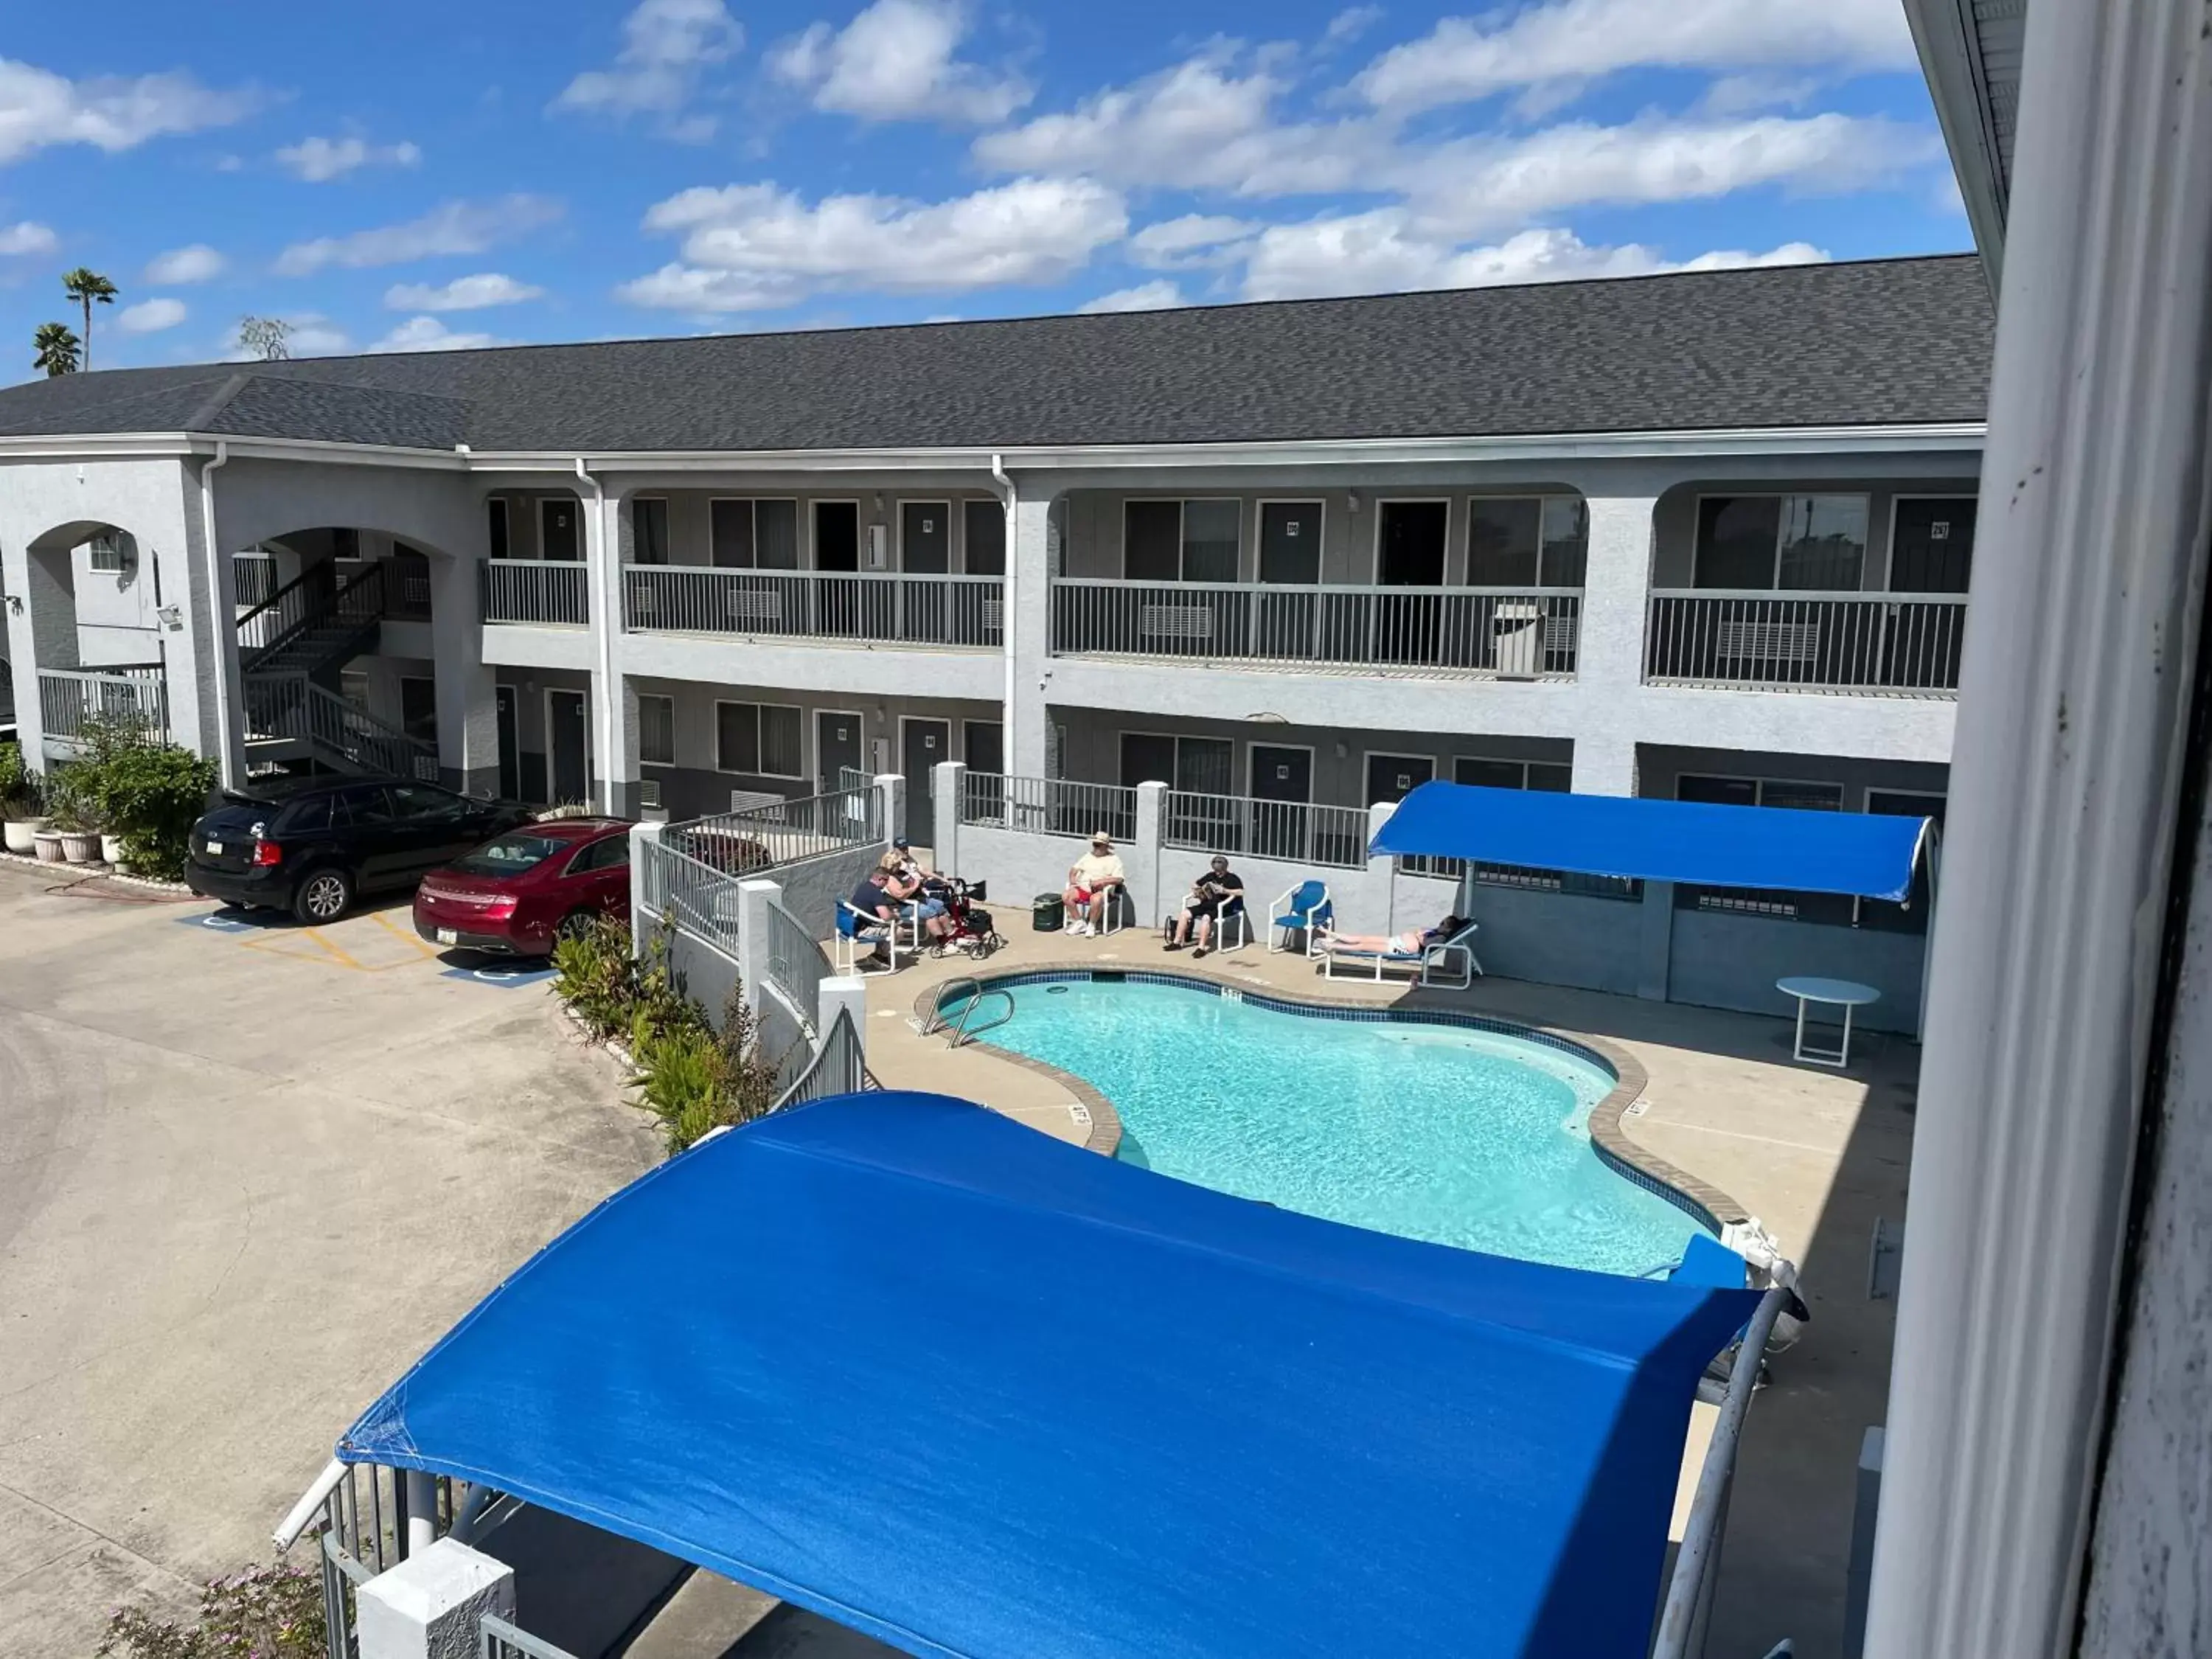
[1318,916,1468,956]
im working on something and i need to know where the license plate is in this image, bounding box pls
[436,928,457,945]
[205,840,223,855]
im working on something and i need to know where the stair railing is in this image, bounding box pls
[238,560,387,673]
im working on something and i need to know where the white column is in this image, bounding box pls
[1006,491,1057,779]
[355,1537,514,1659]
[874,772,905,845]
[1568,490,1658,795]
[737,877,779,1023]
[933,759,964,872]
[428,554,498,797]
[816,974,867,1043]
[584,480,631,816]
[1130,779,1165,932]
[1867,0,2212,1652]
[627,819,664,945]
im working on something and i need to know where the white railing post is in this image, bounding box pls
[1132,780,1166,934]
[355,1538,513,1659]
[874,772,905,846]
[627,820,665,946]
[933,760,964,870]
[737,877,779,1023]
[816,975,867,1054]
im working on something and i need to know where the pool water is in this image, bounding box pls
[960,978,1705,1276]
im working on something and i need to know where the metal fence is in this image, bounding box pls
[771,1006,874,1111]
[636,834,745,963]
[243,672,440,781]
[1050,580,1582,678]
[665,782,882,871]
[1644,591,1968,695]
[481,559,589,626]
[306,1462,458,1659]
[35,667,168,742]
[481,1613,583,1659]
[959,772,1138,841]
[1160,788,1371,868]
[233,552,279,608]
[765,894,832,1034]
[623,566,1003,647]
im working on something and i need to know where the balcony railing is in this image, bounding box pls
[959,773,1138,842]
[37,667,168,743]
[1645,590,1968,695]
[1162,789,1371,869]
[481,559,589,626]
[1050,580,1582,678]
[622,566,1003,647]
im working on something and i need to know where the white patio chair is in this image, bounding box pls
[835,898,917,975]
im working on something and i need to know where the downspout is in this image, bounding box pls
[990,452,1016,767]
[576,456,618,815]
[198,441,234,788]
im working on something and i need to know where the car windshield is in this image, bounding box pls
[450,832,568,877]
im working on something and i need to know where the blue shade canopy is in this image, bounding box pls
[1372,781,1933,901]
[341,1093,1756,1659]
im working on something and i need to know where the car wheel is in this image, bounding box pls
[554,909,597,947]
[293,868,353,925]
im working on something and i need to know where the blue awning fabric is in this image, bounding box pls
[341,1093,1756,1659]
[1371,780,1931,901]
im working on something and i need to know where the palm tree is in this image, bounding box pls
[60,268,117,370]
[32,321,80,377]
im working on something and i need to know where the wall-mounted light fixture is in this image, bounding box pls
[156,605,182,630]
[5,594,22,615]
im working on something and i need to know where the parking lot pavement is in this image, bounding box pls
[0,860,658,1654]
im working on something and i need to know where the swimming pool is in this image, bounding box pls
[947,975,1705,1276]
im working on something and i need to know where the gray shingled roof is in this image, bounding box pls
[0,256,1992,453]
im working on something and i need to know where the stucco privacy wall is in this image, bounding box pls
[0,455,209,765]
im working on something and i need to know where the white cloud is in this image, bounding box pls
[1240,216,1826,301]
[1130,214,1259,269]
[1322,6,1385,48]
[0,219,56,256]
[369,316,512,354]
[622,175,1127,311]
[771,0,1029,125]
[276,195,564,276]
[0,58,255,165]
[554,0,742,133]
[116,296,188,334]
[383,271,546,311]
[287,314,350,356]
[145,243,224,282]
[973,50,1383,196]
[1398,114,1935,234]
[275,135,423,182]
[1079,280,1185,313]
[1354,0,1916,116]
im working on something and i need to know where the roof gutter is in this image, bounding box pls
[198,441,236,790]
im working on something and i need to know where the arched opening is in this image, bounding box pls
[18,518,168,759]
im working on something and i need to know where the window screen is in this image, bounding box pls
[1467,499,1542,586]
[711,500,755,568]
[1180,500,1239,583]
[760,705,803,777]
[638,695,675,766]
[1776,495,1868,591]
[1538,498,1588,586]
[756,500,799,568]
[716,703,759,773]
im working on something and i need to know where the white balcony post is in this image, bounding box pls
[817,975,867,1048]
[737,877,779,1022]
[1131,780,1166,933]
[874,772,905,846]
[355,1537,514,1659]
[627,819,664,946]
[933,759,964,872]
[1366,800,1399,931]
[1571,488,1660,796]
[1006,490,1057,779]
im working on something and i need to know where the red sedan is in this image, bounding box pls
[413,817,632,957]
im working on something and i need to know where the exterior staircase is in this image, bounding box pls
[238,560,439,780]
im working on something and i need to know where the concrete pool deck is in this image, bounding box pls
[860,924,1915,1659]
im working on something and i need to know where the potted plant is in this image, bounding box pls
[32,824,64,862]
[100,827,127,866]
[45,765,102,862]
[52,804,102,863]
[0,742,46,855]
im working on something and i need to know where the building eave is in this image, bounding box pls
[1906,0,2020,284]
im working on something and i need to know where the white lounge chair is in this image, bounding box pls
[835,897,918,975]
[1321,918,1484,988]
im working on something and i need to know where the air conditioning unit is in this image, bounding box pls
[729,788,787,819]
[638,779,662,810]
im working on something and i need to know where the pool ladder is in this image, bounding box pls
[927,975,1015,1048]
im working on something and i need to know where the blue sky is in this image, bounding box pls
[0,0,1966,375]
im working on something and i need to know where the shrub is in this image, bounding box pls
[552,913,637,1040]
[630,982,791,1155]
[58,718,218,877]
[97,1560,325,1658]
[0,740,32,813]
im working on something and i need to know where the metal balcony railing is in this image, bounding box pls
[1644,590,1969,695]
[36,667,168,743]
[480,559,589,626]
[959,773,1138,842]
[1161,789,1371,869]
[622,566,1003,647]
[1050,580,1582,678]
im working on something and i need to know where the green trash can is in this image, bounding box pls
[1032,892,1065,932]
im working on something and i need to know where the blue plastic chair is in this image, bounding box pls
[1268,880,1334,958]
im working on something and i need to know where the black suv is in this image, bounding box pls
[186,776,532,923]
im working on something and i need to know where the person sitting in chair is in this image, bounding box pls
[1062,831,1125,937]
[1318,914,1467,956]
[1164,855,1245,959]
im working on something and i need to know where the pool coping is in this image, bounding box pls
[910,961,1750,1234]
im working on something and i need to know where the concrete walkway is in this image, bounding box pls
[0,860,658,1653]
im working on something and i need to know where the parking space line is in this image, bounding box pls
[368,910,439,959]
[240,929,364,969]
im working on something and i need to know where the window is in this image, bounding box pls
[633,498,668,566]
[400,676,437,744]
[341,785,394,825]
[1676,773,1843,811]
[1466,497,1588,587]
[1694,494,1869,591]
[1454,757,1572,793]
[963,499,1006,575]
[87,531,125,572]
[565,835,630,876]
[388,782,463,821]
[1124,499,1239,583]
[638,694,675,766]
[333,527,362,560]
[487,498,509,560]
[341,669,371,715]
[715,701,804,776]
[710,499,799,568]
[1119,732,1234,794]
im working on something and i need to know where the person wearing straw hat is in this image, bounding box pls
[1061,830,1126,937]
